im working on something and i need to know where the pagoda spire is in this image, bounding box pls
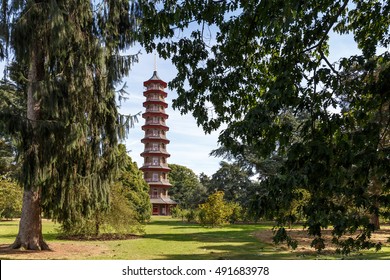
[153,52,157,72]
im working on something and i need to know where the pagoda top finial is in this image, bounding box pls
[154,52,157,72]
[143,54,167,88]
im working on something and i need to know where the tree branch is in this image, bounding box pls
[302,0,349,54]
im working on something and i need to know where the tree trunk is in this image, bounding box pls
[369,176,381,230]
[370,212,380,230]
[12,189,49,250]
[12,44,49,250]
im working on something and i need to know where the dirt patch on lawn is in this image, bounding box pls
[254,227,390,254]
[0,242,113,260]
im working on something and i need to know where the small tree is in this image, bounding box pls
[0,177,23,220]
[198,191,233,227]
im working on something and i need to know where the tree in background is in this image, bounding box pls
[0,0,140,250]
[208,161,252,202]
[198,191,233,227]
[0,135,15,176]
[116,144,151,224]
[0,177,22,219]
[0,133,22,220]
[60,144,150,236]
[168,164,207,209]
[138,0,390,253]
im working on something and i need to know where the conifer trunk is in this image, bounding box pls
[12,189,48,250]
[12,44,49,250]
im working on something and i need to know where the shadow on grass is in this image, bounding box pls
[145,220,272,259]
[144,219,390,260]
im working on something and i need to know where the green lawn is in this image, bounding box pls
[1,216,389,260]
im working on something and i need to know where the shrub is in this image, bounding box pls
[198,191,233,227]
[0,177,23,220]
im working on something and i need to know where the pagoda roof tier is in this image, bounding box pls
[145,179,172,187]
[141,138,170,144]
[143,90,168,98]
[143,71,168,88]
[142,112,168,119]
[140,165,171,172]
[141,133,169,140]
[141,124,169,131]
[143,100,168,108]
[140,150,171,157]
[150,197,178,205]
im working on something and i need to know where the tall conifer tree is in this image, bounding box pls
[0,0,140,250]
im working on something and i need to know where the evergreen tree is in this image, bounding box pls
[0,0,140,250]
[117,144,151,224]
[60,146,150,236]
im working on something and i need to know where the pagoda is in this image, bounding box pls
[140,70,177,215]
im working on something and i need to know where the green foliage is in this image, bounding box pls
[228,202,244,224]
[60,181,145,236]
[1,1,142,247]
[171,206,199,223]
[168,164,207,209]
[0,176,22,219]
[117,144,151,223]
[138,0,390,253]
[198,191,233,227]
[208,161,251,200]
[60,145,150,236]
[0,136,15,176]
[171,206,186,220]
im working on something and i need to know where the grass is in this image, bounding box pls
[1,216,390,260]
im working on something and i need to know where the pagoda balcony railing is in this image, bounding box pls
[146,85,165,91]
[143,147,168,153]
[143,162,169,168]
[145,178,170,184]
[144,133,168,139]
[150,194,169,199]
[146,96,165,102]
[144,120,166,126]
[145,107,166,113]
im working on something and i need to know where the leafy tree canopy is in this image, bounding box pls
[138,0,390,253]
[168,163,207,209]
[208,161,252,204]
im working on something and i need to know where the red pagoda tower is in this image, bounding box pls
[140,70,177,215]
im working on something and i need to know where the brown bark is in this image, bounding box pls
[12,189,49,250]
[369,176,381,230]
[12,43,49,250]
